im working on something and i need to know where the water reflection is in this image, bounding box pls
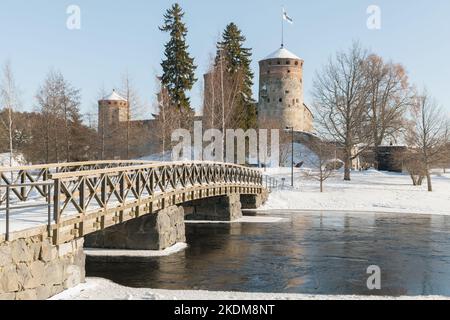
[86,212,450,296]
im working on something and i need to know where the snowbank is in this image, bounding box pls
[260,168,450,215]
[50,278,449,300]
[84,242,188,258]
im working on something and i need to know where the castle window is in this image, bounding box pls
[267,98,270,103]
[286,60,290,65]
[296,99,299,103]
[285,90,290,94]
[292,99,295,104]
[295,61,299,66]
[279,98,282,102]
[287,70,291,73]
[267,70,270,74]
[277,60,281,65]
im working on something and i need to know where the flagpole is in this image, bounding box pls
[281,7,284,48]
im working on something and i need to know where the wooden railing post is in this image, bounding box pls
[79,177,85,213]
[20,171,26,200]
[53,178,61,244]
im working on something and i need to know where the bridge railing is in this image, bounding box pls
[1,182,54,242]
[50,161,263,223]
[262,175,280,191]
[0,160,153,205]
[1,161,265,242]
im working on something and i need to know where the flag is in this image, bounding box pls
[283,9,293,24]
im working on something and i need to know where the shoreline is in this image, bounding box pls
[50,278,450,300]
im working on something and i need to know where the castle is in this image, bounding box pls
[258,46,313,132]
[98,46,313,159]
[98,90,156,159]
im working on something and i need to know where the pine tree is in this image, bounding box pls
[159,3,197,124]
[216,23,257,130]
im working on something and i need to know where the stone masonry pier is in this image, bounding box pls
[184,194,243,221]
[84,206,186,251]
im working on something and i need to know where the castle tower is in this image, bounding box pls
[98,90,128,159]
[98,89,128,134]
[258,47,313,132]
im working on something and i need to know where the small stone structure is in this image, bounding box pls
[0,236,85,300]
[240,191,269,209]
[184,194,243,221]
[84,206,186,250]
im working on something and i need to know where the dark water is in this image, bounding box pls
[86,212,450,296]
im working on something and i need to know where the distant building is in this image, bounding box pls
[257,47,313,133]
[98,90,156,159]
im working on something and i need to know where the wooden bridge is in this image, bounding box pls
[0,160,275,245]
[0,160,278,300]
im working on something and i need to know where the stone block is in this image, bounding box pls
[30,261,45,286]
[0,265,19,292]
[36,285,52,300]
[17,263,38,290]
[63,265,82,289]
[0,245,12,268]
[58,242,74,258]
[0,292,16,300]
[50,284,64,297]
[43,260,64,286]
[40,240,57,262]
[15,289,37,300]
[11,239,33,263]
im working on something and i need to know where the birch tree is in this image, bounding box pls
[0,61,21,167]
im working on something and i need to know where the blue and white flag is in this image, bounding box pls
[283,9,293,24]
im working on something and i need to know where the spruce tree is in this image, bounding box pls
[159,3,197,120]
[216,23,257,130]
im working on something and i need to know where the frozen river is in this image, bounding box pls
[86,211,450,297]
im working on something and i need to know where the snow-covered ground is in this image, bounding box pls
[0,152,26,167]
[260,168,450,215]
[50,278,449,300]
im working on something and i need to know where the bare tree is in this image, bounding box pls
[405,90,449,191]
[119,72,146,159]
[393,148,425,186]
[35,70,81,163]
[364,55,412,165]
[153,78,181,159]
[302,138,337,192]
[0,61,21,168]
[312,42,372,181]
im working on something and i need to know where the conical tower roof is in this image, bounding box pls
[262,47,302,61]
[103,89,127,102]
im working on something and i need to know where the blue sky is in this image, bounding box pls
[1,0,449,120]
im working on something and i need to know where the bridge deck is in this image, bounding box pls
[0,161,274,244]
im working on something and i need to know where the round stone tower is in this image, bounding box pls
[98,89,128,134]
[258,47,313,132]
